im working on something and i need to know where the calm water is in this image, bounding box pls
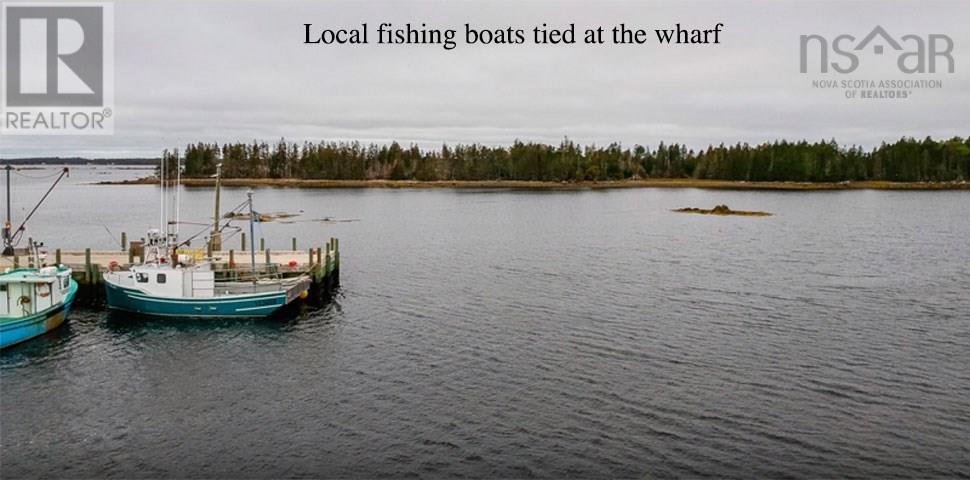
[2,166,969,478]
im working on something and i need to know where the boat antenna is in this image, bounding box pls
[3,165,11,255]
[247,189,257,280]
[6,167,69,253]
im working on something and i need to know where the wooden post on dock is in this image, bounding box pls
[323,243,334,302]
[121,232,127,252]
[331,238,337,272]
[260,238,265,252]
[13,253,19,268]
[316,247,322,268]
[84,248,91,284]
[308,248,314,266]
[292,237,297,250]
[128,247,134,264]
[265,248,271,266]
[55,248,62,265]
[334,240,340,286]
[241,233,246,251]
[229,249,235,266]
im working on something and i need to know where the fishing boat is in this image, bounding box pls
[1,263,78,349]
[103,228,309,318]
[103,160,310,318]
[1,166,77,349]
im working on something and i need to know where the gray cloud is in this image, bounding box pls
[2,0,968,158]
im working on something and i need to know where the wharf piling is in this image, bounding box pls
[308,238,340,305]
[1,236,341,308]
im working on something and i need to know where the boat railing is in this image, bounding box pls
[209,263,306,284]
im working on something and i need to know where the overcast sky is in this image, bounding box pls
[1,0,968,158]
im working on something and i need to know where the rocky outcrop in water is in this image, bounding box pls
[673,204,772,216]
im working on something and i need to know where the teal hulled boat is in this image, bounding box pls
[1,166,75,348]
[103,263,304,318]
[102,182,310,319]
[1,266,78,349]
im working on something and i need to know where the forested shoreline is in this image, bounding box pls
[165,137,970,183]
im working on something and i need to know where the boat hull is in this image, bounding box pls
[0,281,78,349]
[104,281,286,318]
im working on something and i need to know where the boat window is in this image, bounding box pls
[157,273,167,284]
[136,273,149,283]
[62,277,69,289]
[0,284,6,292]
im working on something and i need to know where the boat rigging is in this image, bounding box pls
[3,165,70,256]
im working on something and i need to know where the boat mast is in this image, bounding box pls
[3,165,11,255]
[4,167,68,256]
[210,163,222,251]
[167,154,174,245]
[247,190,257,280]
[159,155,165,237]
[174,152,181,244]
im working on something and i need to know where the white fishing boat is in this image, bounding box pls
[103,159,310,318]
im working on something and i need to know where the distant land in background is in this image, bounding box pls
[7,136,970,191]
[0,157,159,166]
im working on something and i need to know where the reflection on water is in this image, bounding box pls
[2,167,969,478]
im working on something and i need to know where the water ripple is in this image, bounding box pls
[3,187,970,478]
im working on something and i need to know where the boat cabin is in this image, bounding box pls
[0,267,73,317]
[105,264,215,298]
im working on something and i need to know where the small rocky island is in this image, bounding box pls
[673,204,772,216]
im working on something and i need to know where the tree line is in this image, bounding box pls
[162,136,970,183]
